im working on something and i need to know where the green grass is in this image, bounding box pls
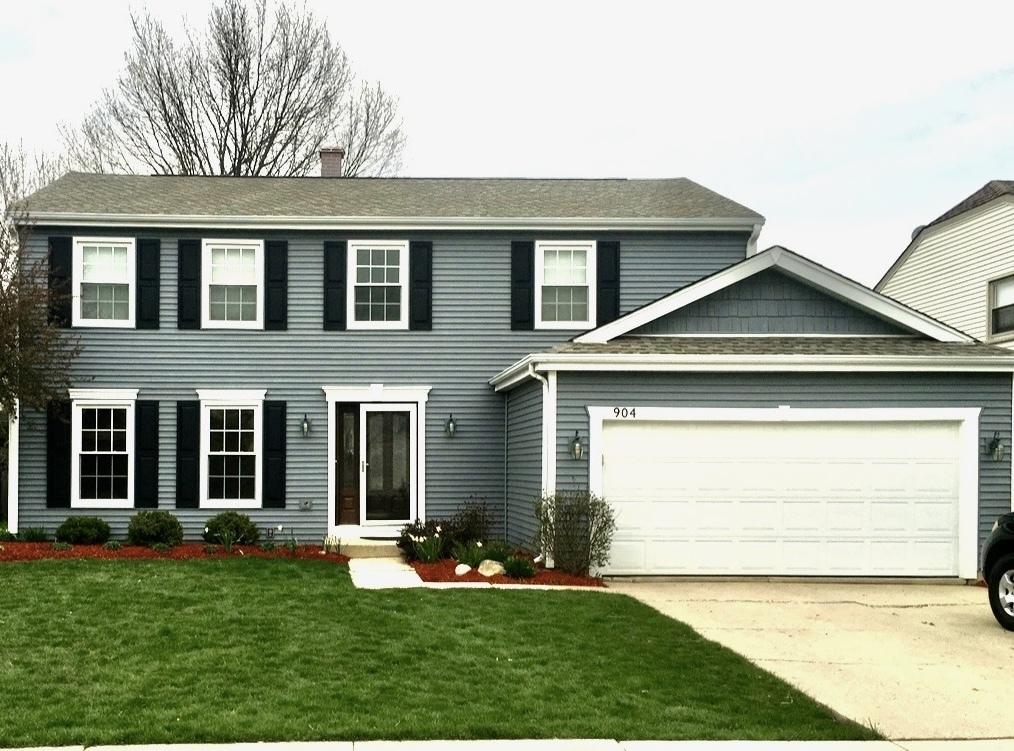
[0,559,876,745]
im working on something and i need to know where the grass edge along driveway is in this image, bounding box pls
[0,558,878,745]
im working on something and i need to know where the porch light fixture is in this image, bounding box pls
[301,413,311,437]
[570,431,584,460]
[988,431,1005,462]
[444,413,457,437]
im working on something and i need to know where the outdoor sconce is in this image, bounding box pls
[444,413,457,437]
[988,431,1005,462]
[301,414,311,437]
[570,431,584,460]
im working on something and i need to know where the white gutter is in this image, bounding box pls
[745,222,763,255]
[525,362,552,494]
[22,212,763,233]
[490,352,1014,390]
[6,401,18,534]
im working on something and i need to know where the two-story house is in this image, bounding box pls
[6,162,1014,578]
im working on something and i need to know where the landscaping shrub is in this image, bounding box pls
[127,511,183,548]
[504,555,536,579]
[202,512,259,549]
[18,527,48,542]
[55,516,111,545]
[451,540,487,568]
[534,491,616,576]
[51,541,73,552]
[151,542,172,554]
[103,540,122,551]
[446,498,491,545]
[398,519,444,560]
[0,524,15,542]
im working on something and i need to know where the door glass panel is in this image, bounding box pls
[365,410,411,521]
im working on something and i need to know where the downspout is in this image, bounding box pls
[527,362,550,492]
[745,222,763,256]
[503,390,509,542]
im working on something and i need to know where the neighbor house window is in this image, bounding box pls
[535,240,597,329]
[990,275,1014,336]
[70,388,137,509]
[198,389,264,508]
[347,240,409,329]
[72,237,136,328]
[201,239,264,329]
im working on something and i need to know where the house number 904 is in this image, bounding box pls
[613,407,637,418]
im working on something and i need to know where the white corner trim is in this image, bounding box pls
[586,405,981,579]
[196,389,267,403]
[573,246,973,344]
[546,371,557,495]
[6,401,19,533]
[69,388,139,402]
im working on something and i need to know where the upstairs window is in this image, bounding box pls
[202,239,264,329]
[347,240,409,330]
[535,240,597,329]
[991,275,1014,337]
[73,237,135,327]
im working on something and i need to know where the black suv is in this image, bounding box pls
[981,512,1014,630]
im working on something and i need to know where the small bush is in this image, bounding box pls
[202,512,259,548]
[103,540,122,551]
[452,540,487,568]
[51,541,73,552]
[504,555,536,579]
[151,542,172,554]
[18,527,49,542]
[55,516,111,545]
[0,525,16,542]
[259,540,277,552]
[446,498,491,545]
[534,491,616,576]
[127,511,183,548]
[410,532,443,563]
[398,519,444,560]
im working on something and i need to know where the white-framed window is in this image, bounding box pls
[198,389,264,509]
[347,240,409,330]
[989,275,1014,337]
[69,388,138,509]
[201,239,264,329]
[72,237,136,328]
[534,240,597,329]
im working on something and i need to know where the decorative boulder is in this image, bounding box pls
[478,559,506,577]
[454,563,471,576]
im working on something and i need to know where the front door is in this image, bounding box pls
[360,403,416,525]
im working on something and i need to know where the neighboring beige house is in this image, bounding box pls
[878,181,1014,347]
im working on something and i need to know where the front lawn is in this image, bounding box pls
[0,559,875,745]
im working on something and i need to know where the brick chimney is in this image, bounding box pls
[319,147,345,177]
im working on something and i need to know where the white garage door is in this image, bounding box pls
[601,419,962,576]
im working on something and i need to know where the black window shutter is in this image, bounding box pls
[264,240,288,330]
[135,400,159,507]
[511,240,535,330]
[323,240,347,330]
[409,240,433,331]
[596,240,621,325]
[175,401,200,508]
[46,400,71,508]
[177,239,201,330]
[136,238,161,329]
[263,401,286,508]
[48,236,72,328]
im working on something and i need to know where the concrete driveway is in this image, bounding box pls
[608,581,1013,741]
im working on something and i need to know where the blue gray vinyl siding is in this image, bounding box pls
[631,269,912,336]
[553,371,1012,550]
[16,229,747,539]
[504,379,542,548]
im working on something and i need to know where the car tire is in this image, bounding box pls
[987,553,1014,631]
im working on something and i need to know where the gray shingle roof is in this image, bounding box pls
[20,172,763,221]
[925,179,1014,229]
[551,336,1014,358]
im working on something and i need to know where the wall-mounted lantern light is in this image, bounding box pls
[444,413,457,437]
[570,431,584,460]
[988,431,1005,462]
[301,414,311,437]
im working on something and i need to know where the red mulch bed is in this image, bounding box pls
[411,558,604,587]
[0,542,349,565]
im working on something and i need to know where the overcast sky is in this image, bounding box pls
[4,0,1014,285]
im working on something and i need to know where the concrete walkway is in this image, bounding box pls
[347,557,424,588]
[609,581,1013,741]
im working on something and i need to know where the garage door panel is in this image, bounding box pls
[601,419,961,576]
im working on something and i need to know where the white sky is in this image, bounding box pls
[4,0,1014,285]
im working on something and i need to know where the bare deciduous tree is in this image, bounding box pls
[61,0,405,177]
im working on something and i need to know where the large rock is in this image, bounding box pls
[478,559,506,577]
[454,563,471,576]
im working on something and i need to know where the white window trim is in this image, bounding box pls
[72,236,136,329]
[346,239,410,330]
[201,239,265,330]
[198,389,265,509]
[70,388,139,509]
[534,240,597,330]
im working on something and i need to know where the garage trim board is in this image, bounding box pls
[587,406,981,578]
